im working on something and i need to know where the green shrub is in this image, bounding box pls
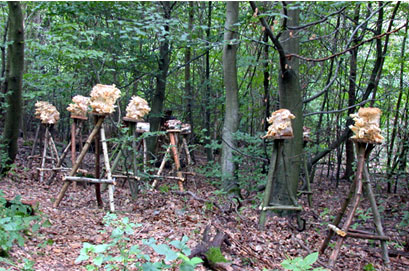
[281,252,328,271]
[76,213,203,270]
[0,190,44,257]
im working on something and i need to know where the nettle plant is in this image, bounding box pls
[76,213,202,271]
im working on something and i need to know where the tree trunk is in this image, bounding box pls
[221,1,239,192]
[2,2,24,168]
[184,1,193,134]
[273,5,303,207]
[147,1,172,155]
[204,1,214,161]
[344,5,361,181]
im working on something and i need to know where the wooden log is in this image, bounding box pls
[63,176,115,184]
[53,117,104,208]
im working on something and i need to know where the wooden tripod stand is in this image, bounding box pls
[259,136,303,230]
[53,113,116,212]
[320,138,390,268]
[109,117,148,197]
[151,129,193,192]
[46,116,88,185]
[35,124,60,182]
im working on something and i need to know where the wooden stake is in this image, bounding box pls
[182,136,193,165]
[151,146,171,189]
[259,140,279,230]
[100,125,115,212]
[94,117,103,208]
[169,132,184,191]
[39,126,49,182]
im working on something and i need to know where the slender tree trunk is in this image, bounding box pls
[204,1,214,161]
[344,5,361,181]
[2,2,24,168]
[221,1,239,192]
[185,1,193,133]
[147,1,172,155]
[263,32,270,132]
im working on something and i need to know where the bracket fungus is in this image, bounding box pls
[349,107,384,143]
[66,95,90,117]
[34,101,60,124]
[264,109,295,138]
[90,84,121,114]
[125,96,151,120]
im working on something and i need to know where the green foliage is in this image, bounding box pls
[363,263,376,271]
[281,252,328,271]
[76,213,203,270]
[0,190,45,257]
[398,211,409,230]
[205,247,228,264]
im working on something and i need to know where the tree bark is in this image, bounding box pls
[185,1,194,136]
[274,5,303,207]
[147,1,172,155]
[221,1,239,192]
[2,2,24,168]
[344,5,361,181]
[250,1,303,209]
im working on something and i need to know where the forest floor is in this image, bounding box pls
[1,140,408,271]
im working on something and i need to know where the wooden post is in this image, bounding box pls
[71,118,77,189]
[100,125,115,212]
[259,140,279,230]
[151,145,171,189]
[53,116,104,208]
[94,116,103,208]
[39,125,49,182]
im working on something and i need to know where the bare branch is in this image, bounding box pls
[286,23,407,62]
[304,99,373,117]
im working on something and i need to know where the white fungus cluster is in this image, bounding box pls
[264,109,295,138]
[349,107,384,143]
[125,96,151,120]
[34,101,60,124]
[66,95,90,117]
[90,84,121,114]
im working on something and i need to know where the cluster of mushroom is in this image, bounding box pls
[90,84,121,114]
[34,101,60,124]
[125,96,151,120]
[264,109,295,138]
[66,95,90,117]
[349,107,384,143]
